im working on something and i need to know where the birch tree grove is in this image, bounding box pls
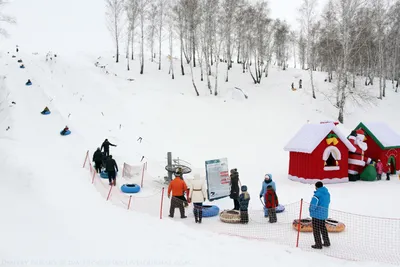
[103,0,400,101]
[0,0,16,37]
[105,0,125,63]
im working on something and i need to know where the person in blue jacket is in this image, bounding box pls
[309,181,331,249]
[259,174,276,217]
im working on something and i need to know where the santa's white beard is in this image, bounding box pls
[356,138,368,151]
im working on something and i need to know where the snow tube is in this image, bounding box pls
[41,110,51,115]
[121,184,140,194]
[198,205,219,217]
[264,204,285,216]
[20,65,25,69]
[220,210,241,224]
[60,130,71,136]
[25,82,32,86]
[292,218,345,233]
[100,171,118,178]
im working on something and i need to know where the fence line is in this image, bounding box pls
[82,150,400,266]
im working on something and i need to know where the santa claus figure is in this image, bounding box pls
[348,129,371,181]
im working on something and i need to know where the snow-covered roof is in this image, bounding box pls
[361,122,400,148]
[284,123,356,153]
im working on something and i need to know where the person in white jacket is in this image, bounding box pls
[188,174,207,223]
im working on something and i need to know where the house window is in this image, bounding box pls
[323,146,341,171]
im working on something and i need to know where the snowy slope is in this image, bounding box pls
[1,0,400,266]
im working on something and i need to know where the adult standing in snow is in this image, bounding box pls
[229,169,240,210]
[309,181,331,249]
[101,138,117,157]
[168,173,188,219]
[188,174,207,223]
[105,155,118,186]
[375,159,383,180]
[92,148,103,173]
[259,174,276,217]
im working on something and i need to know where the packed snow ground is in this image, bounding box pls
[1,47,399,267]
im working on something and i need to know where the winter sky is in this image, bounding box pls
[1,0,329,54]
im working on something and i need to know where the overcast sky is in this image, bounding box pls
[266,0,329,30]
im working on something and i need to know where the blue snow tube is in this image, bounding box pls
[197,205,220,217]
[20,65,25,69]
[264,204,285,216]
[100,171,118,178]
[26,82,32,86]
[121,184,141,194]
[41,110,51,115]
[60,130,71,136]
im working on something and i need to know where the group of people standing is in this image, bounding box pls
[229,169,332,250]
[375,159,392,180]
[229,170,279,224]
[92,139,118,186]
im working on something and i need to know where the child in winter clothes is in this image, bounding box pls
[239,185,250,224]
[265,185,279,223]
[376,159,383,180]
[386,163,391,180]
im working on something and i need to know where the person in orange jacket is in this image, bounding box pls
[168,171,188,218]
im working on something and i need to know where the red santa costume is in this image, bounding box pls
[348,129,371,180]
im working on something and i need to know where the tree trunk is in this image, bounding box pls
[189,59,199,96]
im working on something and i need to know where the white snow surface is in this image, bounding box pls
[362,122,400,148]
[284,123,356,153]
[1,2,400,266]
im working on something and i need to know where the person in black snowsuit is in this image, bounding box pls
[230,168,240,210]
[101,139,116,157]
[92,148,103,173]
[105,155,118,186]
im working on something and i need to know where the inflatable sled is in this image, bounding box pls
[60,130,71,136]
[41,110,51,115]
[193,205,219,218]
[17,59,23,63]
[25,82,32,86]
[219,210,241,224]
[292,218,345,233]
[264,204,285,216]
[20,65,25,69]
[100,171,118,179]
[121,184,140,193]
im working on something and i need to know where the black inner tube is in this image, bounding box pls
[202,205,213,209]
[225,210,239,214]
[326,219,338,223]
[126,184,137,187]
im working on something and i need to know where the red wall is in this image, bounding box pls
[288,135,349,180]
[364,132,400,172]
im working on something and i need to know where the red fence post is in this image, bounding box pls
[83,150,89,168]
[296,198,304,248]
[91,171,96,184]
[127,195,132,210]
[141,163,145,188]
[106,186,113,201]
[160,187,165,219]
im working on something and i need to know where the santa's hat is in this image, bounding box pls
[356,129,365,136]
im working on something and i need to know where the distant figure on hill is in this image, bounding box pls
[92,148,103,173]
[60,126,69,135]
[105,155,118,186]
[25,79,32,86]
[299,79,302,89]
[16,46,19,52]
[41,106,50,114]
[101,139,117,157]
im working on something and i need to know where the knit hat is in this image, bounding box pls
[315,181,323,188]
[241,185,247,192]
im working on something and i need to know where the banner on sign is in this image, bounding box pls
[205,158,230,201]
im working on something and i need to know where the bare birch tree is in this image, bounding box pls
[156,0,168,70]
[0,0,16,37]
[105,0,125,63]
[299,0,318,99]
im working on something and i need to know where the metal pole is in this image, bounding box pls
[167,152,172,182]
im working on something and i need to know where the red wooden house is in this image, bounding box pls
[284,123,356,184]
[353,122,400,174]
